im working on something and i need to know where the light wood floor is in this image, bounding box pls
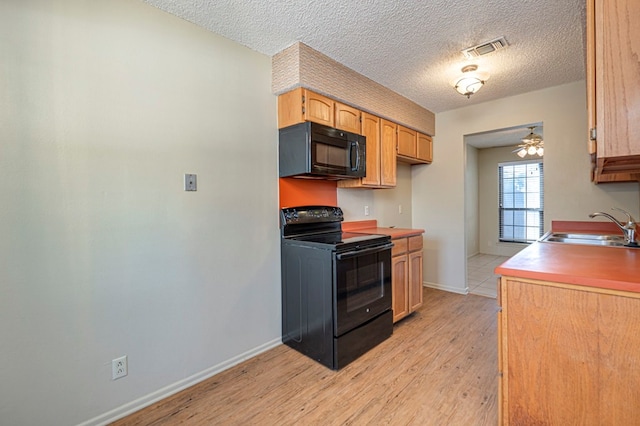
[112,288,499,426]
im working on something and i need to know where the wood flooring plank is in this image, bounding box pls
[111,288,498,426]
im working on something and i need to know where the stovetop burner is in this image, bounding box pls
[288,231,389,251]
[280,206,390,252]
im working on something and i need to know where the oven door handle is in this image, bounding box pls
[336,242,394,260]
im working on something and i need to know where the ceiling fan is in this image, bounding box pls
[513,126,544,158]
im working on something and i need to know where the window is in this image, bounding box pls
[499,161,544,243]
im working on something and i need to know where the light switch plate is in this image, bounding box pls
[184,174,197,191]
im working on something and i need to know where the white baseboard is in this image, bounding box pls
[422,281,469,295]
[78,338,282,426]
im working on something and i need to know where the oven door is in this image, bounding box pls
[334,243,392,337]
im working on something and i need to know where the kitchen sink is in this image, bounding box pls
[540,232,628,247]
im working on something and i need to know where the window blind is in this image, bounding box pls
[498,161,544,243]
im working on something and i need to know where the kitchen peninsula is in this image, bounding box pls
[495,221,640,425]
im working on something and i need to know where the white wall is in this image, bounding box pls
[465,145,479,257]
[338,163,414,228]
[413,81,640,294]
[0,1,280,425]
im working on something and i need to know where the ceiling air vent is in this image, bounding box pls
[461,36,509,59]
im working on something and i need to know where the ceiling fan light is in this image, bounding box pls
[513,126,544,158]
[522,133,543,144]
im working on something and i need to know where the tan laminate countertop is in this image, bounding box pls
[343,220,424,239]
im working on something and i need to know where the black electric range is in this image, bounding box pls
[280,206,393,370]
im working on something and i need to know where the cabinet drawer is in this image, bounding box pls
[392,238,408,256]
[408,235,423,251]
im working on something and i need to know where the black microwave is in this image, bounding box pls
[279,122,366,179]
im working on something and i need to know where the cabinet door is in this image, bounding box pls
[361,112,381,186]
[596,0,640,158]
[502,280,600,425]
[335,102,361,134]
[277,87,305,129]
[597,293,640,425]
[408,250,423,312]
[391,254,409,323]
[380,119,397,187]
[590,0,640,180]
[417,133,433,163]
[303,90,334,127]
[397,125,417,158]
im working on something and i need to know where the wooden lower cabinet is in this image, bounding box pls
[391,254,409,322]
[391,235,424,323]
[408,250,423,312]
[499,277,640,425]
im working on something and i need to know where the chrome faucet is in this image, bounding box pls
[589,207,638,246]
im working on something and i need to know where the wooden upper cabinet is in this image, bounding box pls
[360,113,382,186]
[338,114,396,188]
[588,0,640,182]
[334,102,361,134]
[397,125,417,158]
[397,126,432,164]
[278,87,432,187]
[380,119,397,187]
[277,88,334,128]
[278,89,362,132]
[417,133,433,163]
[304,91,334,127]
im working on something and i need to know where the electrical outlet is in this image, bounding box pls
[398,204,403,214]
[364,205,370,216]
[184,174,197,191]
[112,355,127,380]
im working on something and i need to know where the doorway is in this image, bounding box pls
[464,123,544,298]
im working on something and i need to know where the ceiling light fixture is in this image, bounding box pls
[513,126,544,158]
[452,65,489,98]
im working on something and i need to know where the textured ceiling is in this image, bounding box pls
[142,0,586,114]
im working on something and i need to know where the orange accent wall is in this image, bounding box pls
[279,178,337,208]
